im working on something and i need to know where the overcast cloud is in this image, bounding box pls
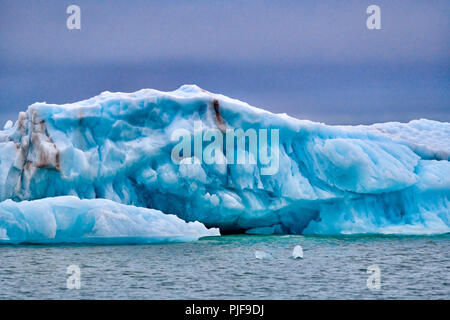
[0,0,448,125]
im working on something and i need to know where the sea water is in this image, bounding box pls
[0,234,448,299]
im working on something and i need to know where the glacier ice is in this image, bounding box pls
[0,196,219,244]
[0,84,449,236]
[3,120,13,130]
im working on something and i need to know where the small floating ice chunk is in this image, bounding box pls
[255,250,273,260]
[3,120,13,130]
[292,245,304,259]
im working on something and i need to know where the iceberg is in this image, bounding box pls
[0,84,448,235]
[0,196,219,244]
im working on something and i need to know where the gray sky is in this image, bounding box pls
[0,0,449,125]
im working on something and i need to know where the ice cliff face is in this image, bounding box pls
[0,85,449,235]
